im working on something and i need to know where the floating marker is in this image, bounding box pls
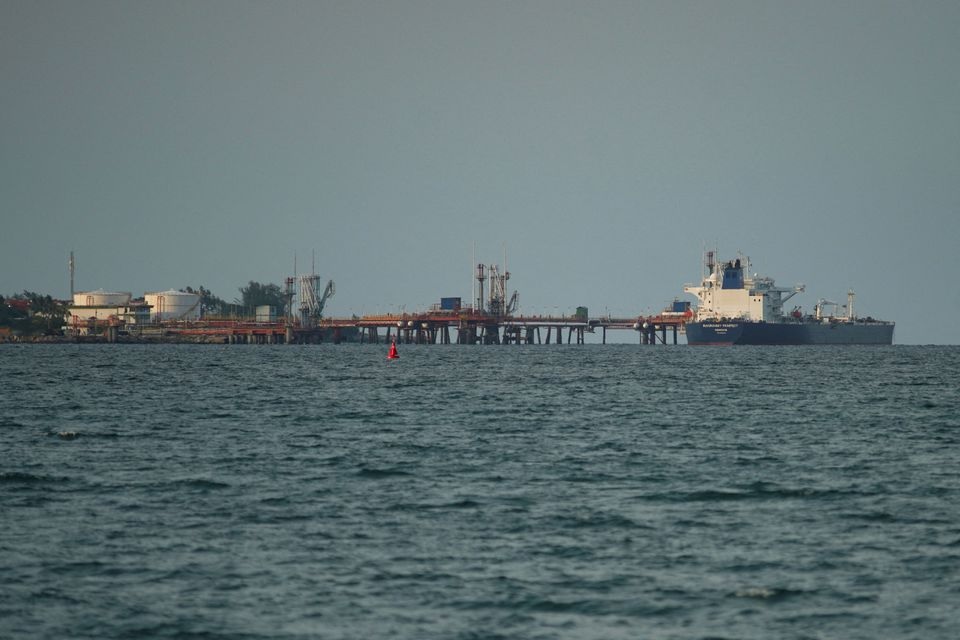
[387,340,399,360]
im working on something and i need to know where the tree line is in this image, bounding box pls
[0,292,69,335]
[182,281,288,317]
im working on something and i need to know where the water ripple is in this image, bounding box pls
[1,344,959,639]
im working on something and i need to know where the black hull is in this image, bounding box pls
[686,321,894,345]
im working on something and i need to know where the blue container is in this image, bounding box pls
[672,300,690,313]
[440,297,462,311]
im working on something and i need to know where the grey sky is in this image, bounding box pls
[2,1,958,343]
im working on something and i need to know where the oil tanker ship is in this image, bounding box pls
[682,252,894,345]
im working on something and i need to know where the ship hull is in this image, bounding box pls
[686,321,894,345]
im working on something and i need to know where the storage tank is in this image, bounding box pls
[73,289,131,307]
[144,290,201,321]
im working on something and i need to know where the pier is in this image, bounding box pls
[67,311,686,345]
[57,259,690,345]
[353,311,684,345]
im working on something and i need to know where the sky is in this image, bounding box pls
[2,1,958,343]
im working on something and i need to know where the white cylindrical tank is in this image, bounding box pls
[73,289,131,307]
[144,290,201,321]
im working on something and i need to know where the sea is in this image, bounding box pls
[2,343,958,640]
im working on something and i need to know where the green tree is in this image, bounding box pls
[0,295,22,326]
[5,291,67,334]
[183,285,234,317]
[236,281,286,314]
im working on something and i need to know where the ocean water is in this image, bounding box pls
[2,343,959,639]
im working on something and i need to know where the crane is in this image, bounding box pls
[486,264,518,317]
[299,275,335,326]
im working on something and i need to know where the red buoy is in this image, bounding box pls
[387,340,399,360]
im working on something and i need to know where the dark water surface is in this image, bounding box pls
[2,344,959,639]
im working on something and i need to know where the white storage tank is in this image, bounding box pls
[73,289,131,307]
[144,290,202,321]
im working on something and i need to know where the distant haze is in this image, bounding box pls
[2,1,958,343]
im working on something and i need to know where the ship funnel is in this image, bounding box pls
[721,259,745,289]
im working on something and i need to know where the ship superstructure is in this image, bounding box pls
[683,251,804,323]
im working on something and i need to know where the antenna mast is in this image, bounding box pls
[69,250,75,298]
[475,263,486,314]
